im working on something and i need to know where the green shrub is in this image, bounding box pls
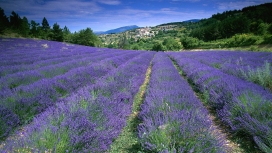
[240,61,272,91]
[180,36,200,49]
[262,35,272,44]
[226,34,260,47]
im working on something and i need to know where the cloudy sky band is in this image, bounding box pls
[0,0,270,32]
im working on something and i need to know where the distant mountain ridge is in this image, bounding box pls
[95,25,139,35]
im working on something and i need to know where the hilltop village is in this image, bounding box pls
[98,24,178,46]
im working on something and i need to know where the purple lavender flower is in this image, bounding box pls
[168,51,272,152]
[1,51,155,152]
[138,52,225,152]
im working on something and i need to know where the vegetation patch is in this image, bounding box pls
[109,61,152,153]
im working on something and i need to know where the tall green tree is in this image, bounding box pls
[30,20,40,37]
[63,26,73,42]
[63,26,70,34]
[41,17,51,39]
[51,23,63,41]
[20,17,30,37]
[0,7,9,33]
[10,11,21,30]
[42,17,50,31]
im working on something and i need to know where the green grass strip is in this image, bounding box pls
[109,61,152,153]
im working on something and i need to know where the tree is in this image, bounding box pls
[72,28,101,47]
[10,11,21,30]
[162,38,182,51]
[257,23,269,35]
[152,42,165,51]
[131,44,140,50]
[180,36,200,49]
[40,17,51,39]
[42,17,50,31]
[30,20,40,37]
[63,26,72,42]
[268,24,272,34]
[0,7,9,33]
[20,17,30,37]
[51,23,63,41]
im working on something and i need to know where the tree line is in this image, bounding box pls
[189,3,272,41]
[0,8,101,47]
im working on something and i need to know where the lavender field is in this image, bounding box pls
[0,38,271,153]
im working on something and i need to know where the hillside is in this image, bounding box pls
[100,3,272,51]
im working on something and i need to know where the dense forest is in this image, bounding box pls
[190,3,272,41]
[1,3,272,51]
[0,8,101,47]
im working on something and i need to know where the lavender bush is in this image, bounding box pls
[176,51,272,91]
[0,38,143,141]
[138,52,225,152]
[0,50,109,77]
[0,51,124,90]
[0,38,114,67]
[168,52,272,152]
[0,51,142,141]
[1,52,155,152]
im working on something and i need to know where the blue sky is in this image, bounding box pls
[0,0,271,32]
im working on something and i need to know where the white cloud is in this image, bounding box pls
[217,1,256,10]
[172,0,201,2]
[160,8,175,11]
[216,0,272,11]
[0,0,101,21]
[6,0,268,32]
[97,0,121,5]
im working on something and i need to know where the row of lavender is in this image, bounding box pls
[178,51,272,91]
[1,52,155,152]
[137,52,225,152]
[0,39,144,141]
[0,38,83,66]
[0,38,118,67]
[0,38,96,56]
[0,51,124,90]
[0,39,113,76]
[0,50,108,77]
[168,52,272,153]
[0,51,141,140]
